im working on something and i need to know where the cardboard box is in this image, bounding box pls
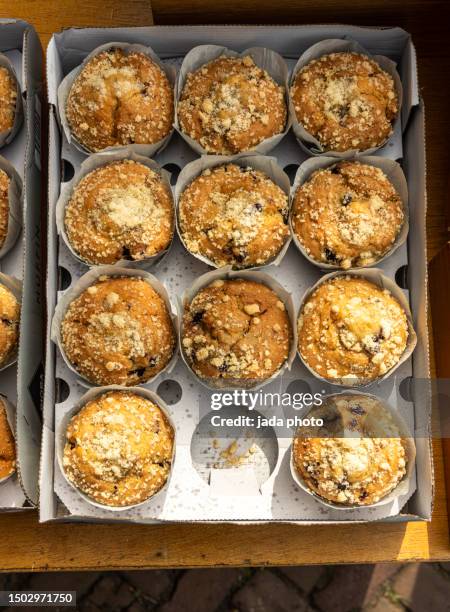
[41,25,432,523]
[0,19,44,510]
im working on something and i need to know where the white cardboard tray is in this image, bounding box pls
[41,25,432,524]
[0,19,44,510]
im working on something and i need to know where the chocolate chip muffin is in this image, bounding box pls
[298,276,409,384]
[64,160,174,265]
[292,393,408,506]
[0,398,15,481]
[0,282,20,368]
[179,164,289,268]
[62,390,174,507]
[66,48,173,152]
[178,55,287,154]
[0,168,10,251]
[0,65,17,134]
[60,276,176,386]
[182,278,292,384]
[291,52,398,152]
[291,161,404,268]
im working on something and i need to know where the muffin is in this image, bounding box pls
[0,65,17,134]
[298,276,409,384]
[62,390,174,507]
[66,48,173,152]
[179,163,289,268]
[291,161,404,269]
[0,398,15,481]
[290,52,399,152]
[178,55,287,154]
[0,168,10,251]
[60,276,176,386]
[182,278,292,384]
[0,282,20,368]
[292,393,408,506]
[64,160,174,265]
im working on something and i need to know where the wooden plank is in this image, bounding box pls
[0,0,448,570]
[1,0,154,50]
[430,243,450,532]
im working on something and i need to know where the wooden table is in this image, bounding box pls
[0,0,449,570]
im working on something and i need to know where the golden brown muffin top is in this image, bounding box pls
[64,160,174,265]
[0,283,20,368]
[63,390,174,507]
[0,168,10,250]
[178,55,287,154]
[0,66,17,134]
[66,48,174,152]
[182,278,291,383]
[61,276,176,386]
[293,394,407,505]
[0,399,15,480]
[179,164,289,268]
[291,52,398,152]
[291,161,404,269]
[298,276,409,384]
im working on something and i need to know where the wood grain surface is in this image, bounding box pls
[0,0,449,570]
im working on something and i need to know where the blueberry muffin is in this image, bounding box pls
[0,398,15,481]
[179,164,289,268]
[0,282,20,368]
[0,168,10,250]
[298,276,409,384]
[66,48,173,152]
[63,390,174,507]
[290,52,399,152]
[61,276,175,386]
[178,55,287,154]
[0,65,18,134]
[64,160,174,265]
[291,161,404,268]
[292,393,408,506]
[182,278,292,384]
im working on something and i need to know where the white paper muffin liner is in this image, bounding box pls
[296,268,417,387]
[289,391,416,512]
[0,394,17,484]
[51,266,178,388]
[0,53,23,148]
[0,272,22,372]
[175,45,291,155]
[57,42,176,157]
[179,266,297,390]
[56,385,176,512]
[289,155,409,270]
[55,148,175,269]
[288,39,403,157]
[0,155,22,259]
[175,152,292,270]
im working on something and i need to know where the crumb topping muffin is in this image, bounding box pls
[179,164,289,268]
[298,276,409,384]
[0,66,17,134]
[290,52,398,152]
[293,394,408,506]
[63,390,174,507]
[66,48,173,152]
[0,168,10,250]
[64,160,174,265]
[182,278,292,383]
[0,283,20,368]
[61,276,176,386]
[178,55,287,154]
[0,399,15,481]
[291,161,404,269]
